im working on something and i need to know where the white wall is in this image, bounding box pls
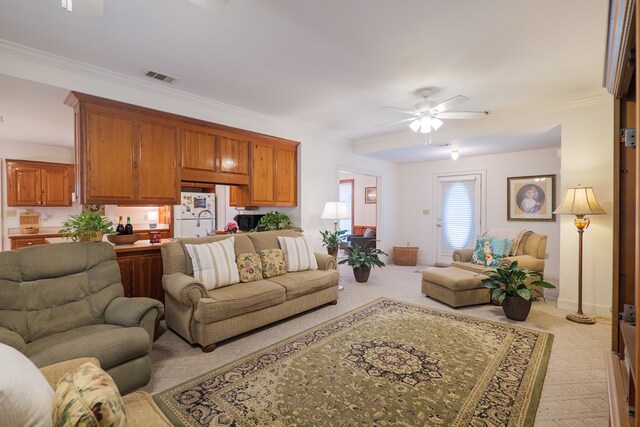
[398,147,561,280]
[338,171,377,227]
[0,142,80,250]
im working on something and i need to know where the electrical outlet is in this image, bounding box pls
[6,209,16,217]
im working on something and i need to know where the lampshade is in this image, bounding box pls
[553,187,606,216]
[320,202,350,220]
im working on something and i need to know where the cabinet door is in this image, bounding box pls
[86,110,135,202]
[137,120,180,204]
[133,253,165,302]
[117,258,135,297]
[229,185,237,206]
[181,128,216,181]
[250,142,275,204]
[218,136,249,176]
[11,237,46,250]
[7,164,41,206]
[41,164,73,206]
[274,146,297,206]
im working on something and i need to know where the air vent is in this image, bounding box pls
[144,70,177,83]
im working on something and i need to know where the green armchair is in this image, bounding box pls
[0,242,164,395]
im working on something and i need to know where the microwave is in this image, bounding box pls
[234,214,264,231]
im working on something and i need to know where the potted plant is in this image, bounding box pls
[256,211,294,231]
[224,221,239,234]
[338,243,388,283]
[320,229,348,257]
[481,260,556,321]
[59,211,114,242]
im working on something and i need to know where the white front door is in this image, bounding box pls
[435,174,482,265]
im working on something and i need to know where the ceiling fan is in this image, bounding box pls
[60,0,229,16]
[379,88,489,134]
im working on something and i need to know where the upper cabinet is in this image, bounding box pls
[65,92,298,206]
[180,128,249,185]
[66,93,180,205]
[235,139,298,207]
[6,160,74,207]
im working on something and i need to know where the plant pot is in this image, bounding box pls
[501,296,532,321]
[352,266,371,283]
[327,246,338,257]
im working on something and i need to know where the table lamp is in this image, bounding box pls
[553,185,606,324]
[320,201,350,231]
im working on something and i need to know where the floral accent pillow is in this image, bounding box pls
[237,253,263,282]
[471,237,492,265]
[260,249,287,278]
[472,238,513,267]
[53,362,128,427]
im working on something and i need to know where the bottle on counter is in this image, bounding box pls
[124,217,133,235]
[115,216,125,235]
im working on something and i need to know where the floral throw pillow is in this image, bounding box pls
[472,238,513,267]
[53,362,128,427]
[260,249,287,278]
[237,253,263,282]
[471,237,492,265]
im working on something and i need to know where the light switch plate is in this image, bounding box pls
[422,209,430,215]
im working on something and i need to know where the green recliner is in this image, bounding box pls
[0,242,164,395]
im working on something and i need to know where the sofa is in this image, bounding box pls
[421,230,547,307]
[346,225,377,250]
[161,230,340,352]
[0,242,164,395]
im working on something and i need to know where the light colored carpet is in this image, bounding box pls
[145,263,610,426]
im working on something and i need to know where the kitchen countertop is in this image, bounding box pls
[45,237,173,252]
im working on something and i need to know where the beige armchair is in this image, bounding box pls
[0,242,164,395]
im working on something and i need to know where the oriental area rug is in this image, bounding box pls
[154,298,553,426]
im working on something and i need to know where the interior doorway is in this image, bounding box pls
[338,170,379,239]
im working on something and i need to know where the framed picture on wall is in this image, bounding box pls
[365,187,377,204]
[507,174,556,221]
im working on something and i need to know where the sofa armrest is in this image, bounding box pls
[0,326,25,352]
[452,248,474,262]
[105,297,164,328]
[40,357,100,389]
[315,252,336,270]
[162,272,208,306]
[500,255,545,273]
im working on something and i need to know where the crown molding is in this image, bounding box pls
[0,39,350,145]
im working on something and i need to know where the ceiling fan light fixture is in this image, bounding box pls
[451,149,459,160]
[61,0,72,12]
[431,118,444,131]
[409,119,421,132]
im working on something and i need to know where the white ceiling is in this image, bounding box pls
[0,0,609,162]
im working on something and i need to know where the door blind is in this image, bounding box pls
[440,177,477,255]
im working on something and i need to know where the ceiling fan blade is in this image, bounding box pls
[375,117,416,128]
[65,0,103,16]
[430,95,469,114]
[190,0,230,12]
[434,111,489,119]
[381,106,419,116]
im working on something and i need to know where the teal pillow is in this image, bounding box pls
[491,239,513,259]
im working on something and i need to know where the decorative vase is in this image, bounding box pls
[352,266,371,283]
[501,296,532,321]
[327,246,338,257]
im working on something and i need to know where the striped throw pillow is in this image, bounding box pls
[184,237,239,290]
[277,235,318,272]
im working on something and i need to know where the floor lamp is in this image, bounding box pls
[553,186,606,325]
[321,201,350,291]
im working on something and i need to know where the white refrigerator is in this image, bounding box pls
[173,192,216,238]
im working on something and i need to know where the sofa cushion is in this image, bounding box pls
[260,249,287,278]
[245,229,302,253]
[0,343,54,427]
[25,325,150,370]
[236,253,263,283]
[176,235,256,277]
[194,280,286,323]
[267,269,340,299]
[363,228,376,238]
[422,267,486,291]
[53,361,128,427]
[185,238,239,290]
[451,261,486,274]
[277,235,318,272]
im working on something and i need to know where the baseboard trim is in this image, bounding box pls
[556,298,612,318]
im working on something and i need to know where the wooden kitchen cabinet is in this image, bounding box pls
[66,93,180,205]
[180,126,250,185]
[116,246,165,303]
[6,160,74,207]
[235,139,298,207]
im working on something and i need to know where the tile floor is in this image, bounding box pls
[145,263,611,426]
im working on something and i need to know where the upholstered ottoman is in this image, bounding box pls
[421,267,490,308]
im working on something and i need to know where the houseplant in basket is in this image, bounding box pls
[338,243,388,283]
[256,211,294,231]
[320,229,348,257]
[481,260,555,321]
[59,212,114,242]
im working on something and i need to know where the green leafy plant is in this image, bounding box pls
[256,211,294,231]
[59,211,114,242]
[338,243,388,269]
[481,260,555,304]
[320,229,348,248]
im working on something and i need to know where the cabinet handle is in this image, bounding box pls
[27,242,33,246]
